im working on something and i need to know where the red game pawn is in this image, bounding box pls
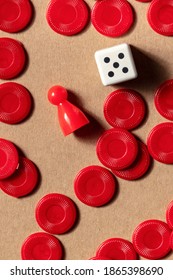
[48,85,89,136]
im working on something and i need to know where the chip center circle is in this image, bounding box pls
[56,4,77,24]
[108,139,126,158]
[143,230,162,249]
[102,6,121,26]
[115,99,134,119]
[0,92,19,113]
[158,5,173,25]
[0,149,7,168]
[86,176,104,196]
[0,1,20,21]
[46,205,65,223]
[0,48,13,68]
[32,243,51,260]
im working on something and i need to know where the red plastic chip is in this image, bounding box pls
[154,79,173,121]
[147,0,173,36]
[46,0,89,36]
[132,219,171,259]
[0,0,32,33]
[112,141,151,180]
[104,89,146,130]
[96,128,138,170]
[166,200,173,229]
[91,0,134,37]
[0,157,38,197]
[0,37,26,79]
[0,82,32,124]
[21,232,63,260]
[35,193,77,234]
[74,165,116,207]
[96,238,137,260]
[147,122,173,164]
[0,138,19,179]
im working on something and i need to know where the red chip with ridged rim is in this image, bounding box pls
[91,0,134,37]
[0,37,26,79]
[0,138,18,179]
[35,193,77,234]
[0,0,32,33]
[0,82,32,124]
[96,128,138,170]
[21,232,63,260]
[0,157,38,197]
[46,0,89,36]
[154,80,173,121]
[96,238,137,260]
[112,141,151,180]
[147,0,173,36]
[74,165,116,207]
[132,219,171,259]
[147,122,173,163]
[166,200,173,229]
[104,89,146,130]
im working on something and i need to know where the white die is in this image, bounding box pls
[95,43,138,86]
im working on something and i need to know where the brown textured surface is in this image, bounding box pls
[0,0,173,260]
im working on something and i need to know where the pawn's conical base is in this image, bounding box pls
[58,101,89,136]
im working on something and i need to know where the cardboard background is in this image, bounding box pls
[1,0,173,260]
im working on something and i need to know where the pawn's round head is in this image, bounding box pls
[48,85,68,105]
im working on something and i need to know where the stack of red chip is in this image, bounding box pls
[112,141,151,181]
[0,138,38,197]
[100,88,151,181]
[96,128,150,181]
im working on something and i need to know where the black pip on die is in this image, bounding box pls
[95,44,137,86]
